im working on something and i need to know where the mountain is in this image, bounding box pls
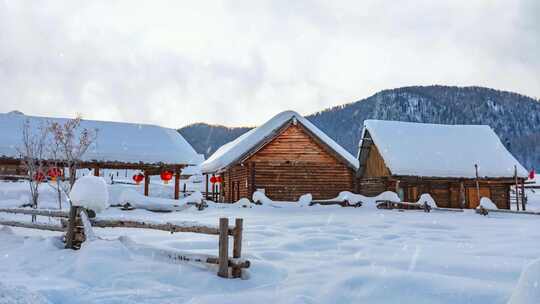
[178,123,252,157]
[179,85,540,170]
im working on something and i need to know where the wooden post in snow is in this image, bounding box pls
[205,174,209,200]
[459,181,466,209]
[475,164,481,207]
[218,218,229,278]
[232,218,243,278]
[521,180,526,211]
[66,206,79,249]
[174,170,180,200]
[144,171,150,197]
[514,166,520,211]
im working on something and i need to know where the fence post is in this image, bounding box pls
[65,206,79,249]
[232,218,243,278]
[218,218,229,278]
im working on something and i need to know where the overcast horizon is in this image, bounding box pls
[1,1,538,128]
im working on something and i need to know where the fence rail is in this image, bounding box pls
[0,206,248,279]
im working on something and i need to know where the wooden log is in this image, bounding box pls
[174,171,180,200]
[232,218,243,278]
[218,218,229,278]
[144,171,150,197]
[205,174,209,200]
[0,220,64,232]
[65,206,80,249]
[90,219,230,235]
[0,208,69,218]
[521,180,526,211]
[476,207,540,216]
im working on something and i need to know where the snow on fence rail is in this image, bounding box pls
[0,206,249,279]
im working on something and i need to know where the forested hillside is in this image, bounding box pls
[179,86,540,170]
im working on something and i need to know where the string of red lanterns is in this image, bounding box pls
[210,175,222,184]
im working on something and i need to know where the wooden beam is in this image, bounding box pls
[174,170,180,200]
[144,171,150,197]
[205,174,209,200]
[232,218,243,278]
[94,165,100,177]
[90,219,225,235]
[218,218,229,278]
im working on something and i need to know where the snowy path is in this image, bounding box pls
[0,204,538,303]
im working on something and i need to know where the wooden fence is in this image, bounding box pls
[0,206,248,278]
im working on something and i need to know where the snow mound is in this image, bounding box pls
[508,258,540,304]
[70,176,109,213]
[234,198,252,208]
[116,189,201,212]
[333,191,400,207]
[417,193,436,206]
[479,197,498,209]
[298,194,312,207]
[253,191,272,205]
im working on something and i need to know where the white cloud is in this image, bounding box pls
[0,0,538,128]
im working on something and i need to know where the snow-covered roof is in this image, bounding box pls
[0,112,204,165]
[202,111,359,173]
[360,120,528,178]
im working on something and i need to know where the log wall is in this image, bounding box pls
[221,124,355,202]
[357,176,512,209]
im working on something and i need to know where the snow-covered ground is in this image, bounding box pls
[0,181,539,303]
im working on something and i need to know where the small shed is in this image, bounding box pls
[356,120,528,209]
[201,111,359,202]
[0,112,204,199]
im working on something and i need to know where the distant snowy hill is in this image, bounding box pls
[179,86,540,170]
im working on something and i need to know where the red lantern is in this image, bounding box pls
[210,176,217,184]
[132,173,144,185]
[33,171,46,183]
[47,167,62,182]
[529,169,536,180]
[160,170,173,184]
[216,176,223,183]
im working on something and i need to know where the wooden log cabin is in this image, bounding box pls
[201,111,359,202]
[0,111,204,199]
[356,120,528,209]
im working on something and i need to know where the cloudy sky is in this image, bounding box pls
[0,1,538,128]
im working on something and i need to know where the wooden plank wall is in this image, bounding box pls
[222,165,248,202]
[253,162,353,201]
[362,144,391,178]
[248,124,354,201]
[357,177,512,209]
[222,124,355,202]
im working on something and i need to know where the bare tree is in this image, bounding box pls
[48,116,97,191]
[16,119,48,209]
[45,142,68,210]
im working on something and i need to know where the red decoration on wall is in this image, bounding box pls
[160,171,173,184]
[132,173,144,185]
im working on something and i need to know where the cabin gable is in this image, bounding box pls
[246,124,343,165]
